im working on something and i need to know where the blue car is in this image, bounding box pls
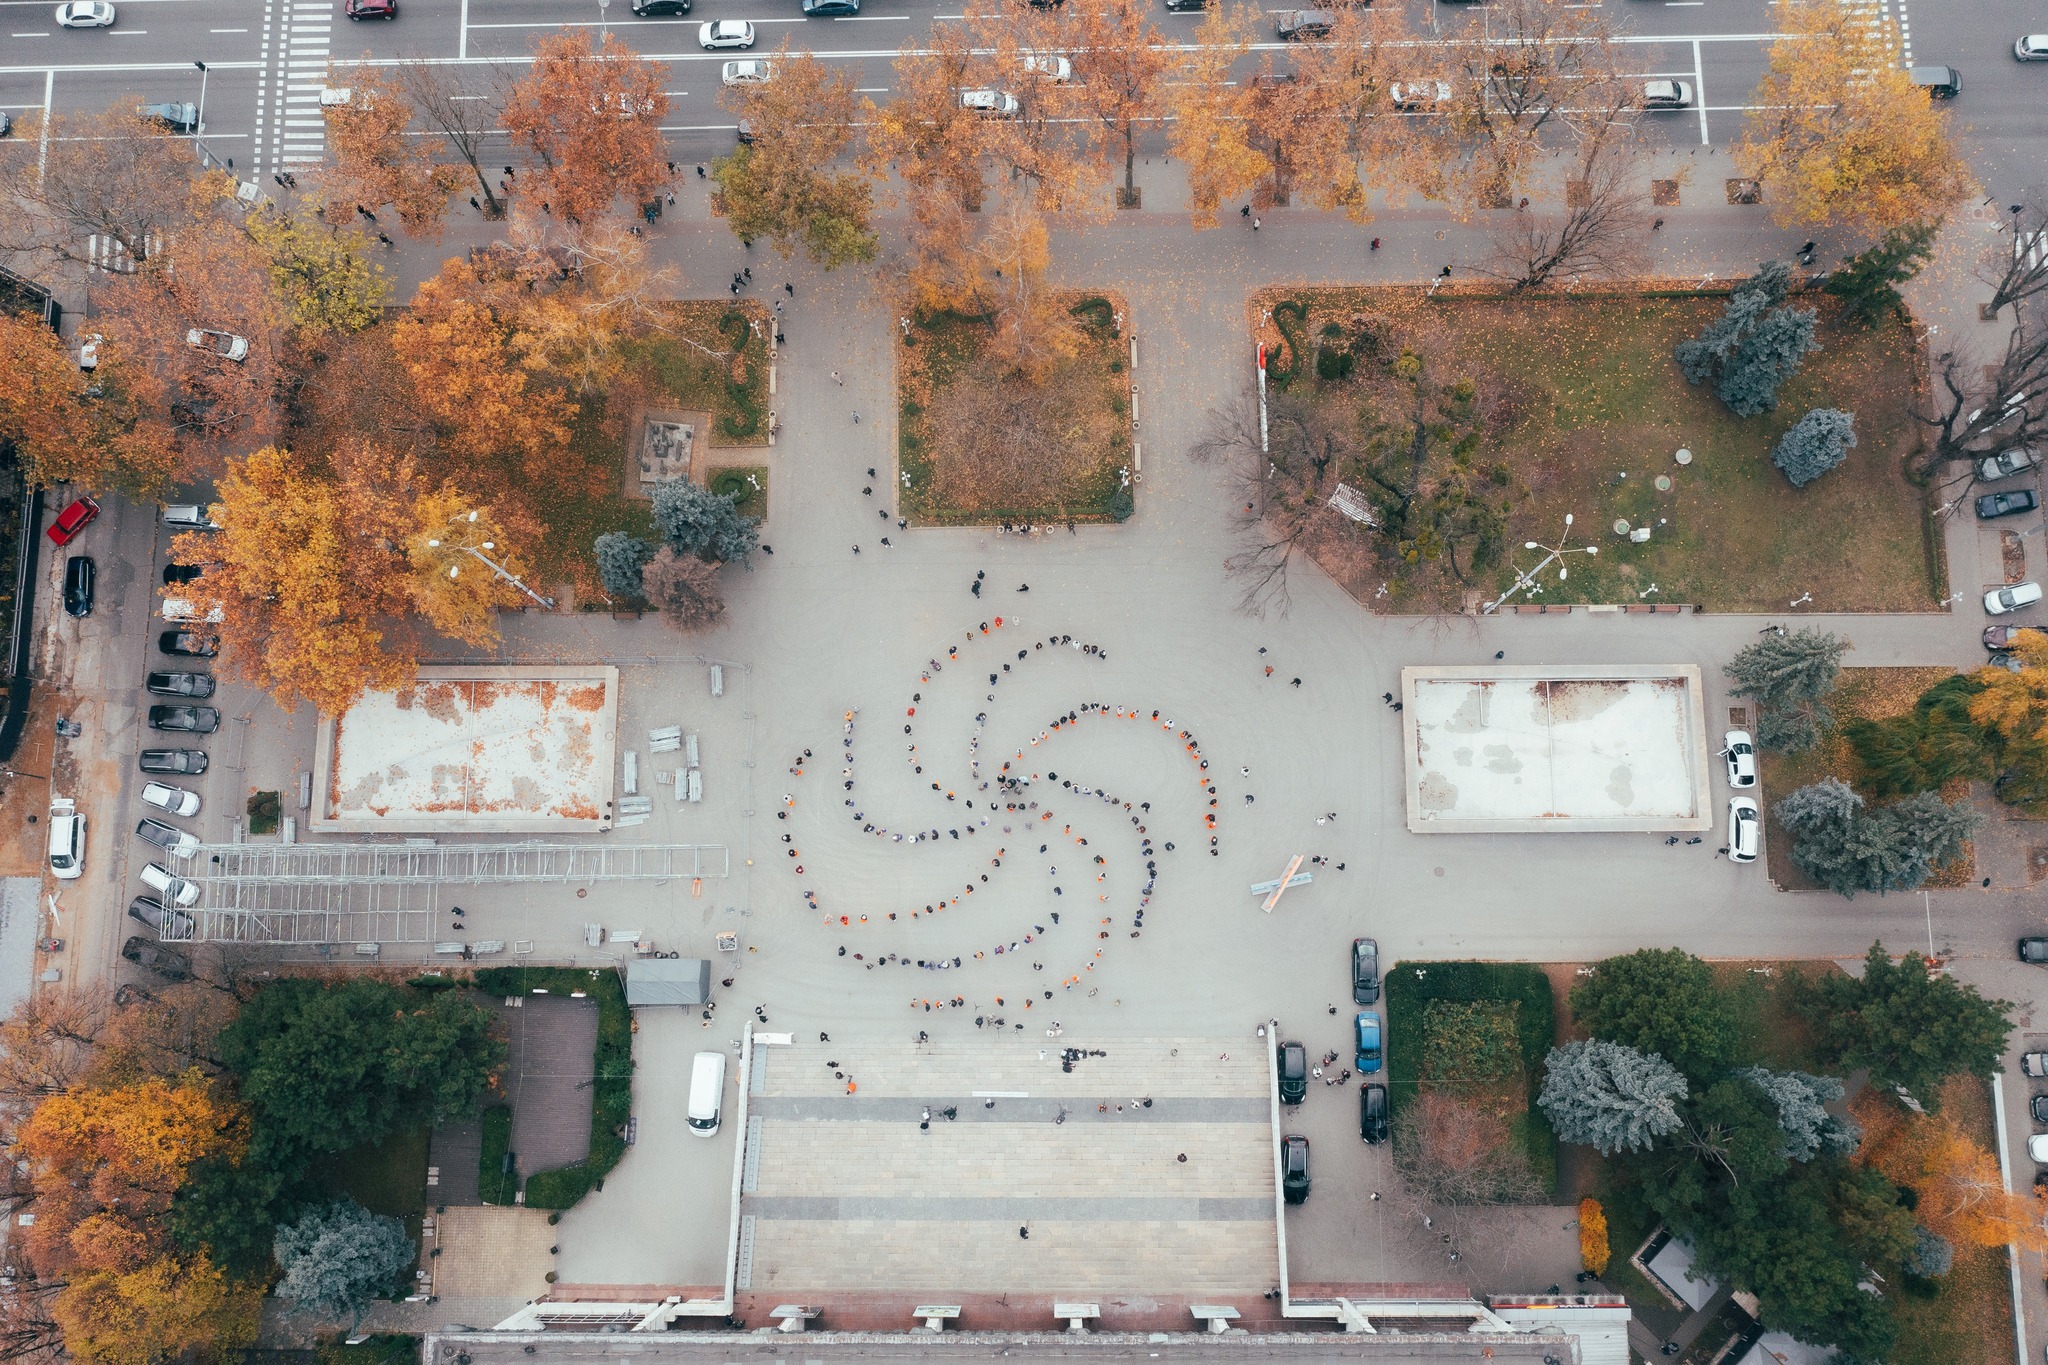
[1355,1012,1382,1074]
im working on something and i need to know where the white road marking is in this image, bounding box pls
[1691,36,1707,144]
[10,30,49,35]
[210,26,249,31]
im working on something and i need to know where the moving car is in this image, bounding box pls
[1986,582,2044,616]
[139,748,209,776]
[184,328,249,362]
[698,19,754,48]
[960,88,1021,117]
[1977,447,2038,482]
[140,862,200,908]
[1723,729,1757,788]
[134,818,200,860]
[1643,79,1693,109]
[63,555,94,618]
[722,60,773,86]
[1275,9,1333,40]
[1355,1012,1382,1073]
[162,505,220,530]
[2018,35,2048,61]
[1389,79,1452,111]
[141,781,201,818]
[127,896,195,939]
[122,936,191,980]
[1360,1082,1388,1144]
[1021,53,1072,83]
[45,495,99,546]
[2020,937,2048,964]
[632,0,690,11]
[1352,937,1380,1005]
[1908,65,1961,98]
[137,102,199,131]
[146,671,215,699]
[1728,796,1760,863]
[344,0,396,16]
[47,798,84,881]
[56,1,117,26]
[1281,1134,1311,1204]
[1977,488,2040,520]
[159,630,219,657]
[802,0,861,13]
[148,705,220,734]
[1278,1040,1307,1104]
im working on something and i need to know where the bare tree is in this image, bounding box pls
[642,547,727,631]
[393,56,511,218]
[1913,301,2048,481]
[1983,190,2048,319]
[0,105,198,277]
[1393,1091,1545,1206]
[0,994,106,1106]
[1478,127,1650,290]
[0,1278,65,1365]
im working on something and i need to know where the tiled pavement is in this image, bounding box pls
[430,1206,557,1301]
[741,1035,1279,1296]
[491,992,599,1178]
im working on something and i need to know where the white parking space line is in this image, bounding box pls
[1692,36,1707,145]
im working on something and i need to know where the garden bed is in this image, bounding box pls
[1250,287,1939,614]
[898,296,1134,526]
[707,465,769,522]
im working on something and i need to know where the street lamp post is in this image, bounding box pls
[192,60,218,169]
[425,511,556,609]
[1482,513,1599,615]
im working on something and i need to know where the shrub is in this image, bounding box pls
[1420,1000,1523,1082]
[1268,299,1308,387]
[1578,1197,1611,1276]
[247,791,282,835]
[592,531,653,602]
[1316,349,1357,382]
[1107,490,1135,523]
[1069,296,1117,333]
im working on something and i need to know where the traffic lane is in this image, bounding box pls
[323,0,466,63]
[1936,9,2048,202]
[43,62,264,151]
[461,0,931,61]
[0,0,270,67]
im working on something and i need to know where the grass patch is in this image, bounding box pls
[311,1124,428,1245]
[478,1104,516,1205]
[707,465,769,522]
[1251,287,1937,613]
[1890,1241,2014,1365]
[1710,959,1838,1074]
[1385,961,1558,1194]
[314,1334,419,1365]
[898,297,1133,526]
[1755,667,1972,888]
[246,791,281,836]
[470,966,633,1212]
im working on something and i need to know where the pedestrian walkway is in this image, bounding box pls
[262,0,332,177]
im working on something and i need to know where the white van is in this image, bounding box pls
[687,1051,727,1137]
[47,798,84,880]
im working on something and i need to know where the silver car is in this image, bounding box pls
[2015,34,2048,61]
[698,18,754,48]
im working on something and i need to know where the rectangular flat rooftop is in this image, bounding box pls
[1402,664,1711,834]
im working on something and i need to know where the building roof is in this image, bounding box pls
[625,957,712,1007]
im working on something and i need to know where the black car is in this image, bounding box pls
[139,748,209,775]
[121,935,191,980]
[2022,937,2048,964]
[159,630,220,658]
[802,0,859,12]
[63,555,95,617]
[1352,937,1380,1005]
[1281,1134,1311,1204]
[127,896,195,940]
[148,704,220,734]
[1360,1082,1388,1144]
[162,563,207,585]
[1278,1040,1307,1104]
[2031,1095,2048,1124]
[146,671,216,699]
[1164,0,1204,9]
[1977,489,2040,520]
[632,0,690,11]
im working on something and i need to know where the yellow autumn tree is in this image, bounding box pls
[501,30,672,224]
[0,312,179,493]
[1855,1090,2048,1252]
[54,1255,260,1365]
[1163,6,1268,227]
[1578,1197,1610,1275]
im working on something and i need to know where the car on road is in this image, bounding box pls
[158,630,219,658]
[0,113,9,138]
[1281,1134,1311,1204]
[146,671,215,699]
[127,896,195,939]
[632,0,691,12]
[139,748,209,776]
[162,504,220,531]
[140,862,200,908]
[148,705,220,734]
[1978,447,2038,483]
[803,0,861,13]
[1021,53,1071,83]
[1360,1082,1388,1144]
[137,102,199,131]
[2025,1052,2048,1077]
[1389,79,1452,111]
[1278,1040,1307,1104]
[135,818,200,861]
[2019,35,2048,61]
[722,60,773,86]
[47,798,83,881]
[122,935,190,979]
[1352,937,1380,1005]
[63,556,94,617]
[2020,937,2048,964]
[1355,1012,1382,1073]
[45,495,99,546]
[344,0,396,17]
[1909,65,1961,98]
[1643,80,1693,109]
[141,781,201,818]
[1275,8,1333,40]
[1977,488,2039,520]
[1728,796,1760,863]
[184,328,249,362]
[1723,729,1757,788]
[1164,0,1203,10]
[55,1,117,26]
[162,563,207,585]
[1985,625,2040,651]
[960,88,1021,117]
[698,19,754,48]
[1986,582,2044,616]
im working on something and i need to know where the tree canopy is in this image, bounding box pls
[274,1199,418,1326]
[1568,948,1739,1079]
[1537,1038,1688,1155]
[1801,942,2012,1109]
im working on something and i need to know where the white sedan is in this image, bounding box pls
[56,0,117,26]
[1722,729,1756,788]
[722,59,772,86]
[141,781,202,818]
[698,19,754,49]
[1728,797,1759,864]
[2016,35,2048,61]
[1985,581,2044,616]
[1021,53,1071,83]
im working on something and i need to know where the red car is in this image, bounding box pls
[345,0,396,16]
[46,496,100,546]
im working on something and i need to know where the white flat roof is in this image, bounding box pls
[313,665,620,833]
[1402,665,1712,833]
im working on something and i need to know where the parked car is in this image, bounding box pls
[698,18,754,48]
[1278,1040,1307,1104]
[160,598,223,624]
[2020,937,2048,964]
[632,0,691,12]
[45,495,99,545]
[140,862,200,908]
[1275,8,1333,40]
[1729,796,1760,863]
[722,59,773,86]
[960,88,1021,117]
[47,798,84,881]
[2030,1133,2048,1163]
[77,333,101,370]
[135,818,200,860]
[2024,1052,2048,1077]
[63,556,94,617]
[1360,1082,1389,1144]
[158,630,219,657]
[1352,937,1380,1005]
[2018,35,2048,61]
[2031,1095,2048,1123]
[137,101,199,131]
[161,504,219,531]
[1990,650,2027,673]
[1976,488,2039,520]
[148,705,220,734]
[127,896,195,939]
[1281,1134,1311,1204]
[1978,447,2038,483]
[56,0,118,26]
[184,328,248,362]
[146,671,215,699]
[1985,625,2040,651]
[1909,65,1961,98]
[1986,582,2044,616]
[802,0,861,13]
[344,0,395,16]
[140,781,201,817]
[1643,79,1693,108]
[1723,729,1757,788]
[121,935,190,980]
[1355,1012,1382,1073]
[139,748,209,776]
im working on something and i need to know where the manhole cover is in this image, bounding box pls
[1434,867,1445,878]
[1655,475,1673,492]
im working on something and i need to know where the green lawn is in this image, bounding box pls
[707,465,769,522]
[478,1104,516,1205]
[1256,288,1939,613]
[313,1124,429,1239]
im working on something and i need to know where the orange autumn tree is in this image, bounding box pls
[0,312,178,493]
[502,30,671,224]
[319,66,459,235]
[1854,1089,2048,1251]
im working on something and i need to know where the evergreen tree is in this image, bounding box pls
[592,530,653,601]
[1843,674,1995,798]
[1774,779,1978,896]
[1569,948,1739,1080]
[1772,408,1857,488]
[1676,262,1793,383]
[1825,223,1937,327]
[274,1198,417,1329]
[1717,304,1821,417]
[1537,1039,1688,1155]
[1726,629,1846,709]
[650,478,760,564]
[1738,1067,1858,1161]
[1905,1225,1954,1278]
[1804,942,2014,1109]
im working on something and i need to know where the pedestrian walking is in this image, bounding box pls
[774,299,784,315]
[1290,677,1302,688]
[1241,204,1251,218]
[470,196,481,211]
[743,266,752,281]
[831,370,844,385]
[1439,265,1452,278]
[1495,650,1505,660]
[852,545,861,554]
[785,281,795,297]
[1016,584,1029,593]
[1370,237,1380,250]
[1652,217,1665,230]
[696,163,707,178]
[852,411,861,424]
[762,545,773,554]
[1252,216,1261,231]
[881,537,892,547]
